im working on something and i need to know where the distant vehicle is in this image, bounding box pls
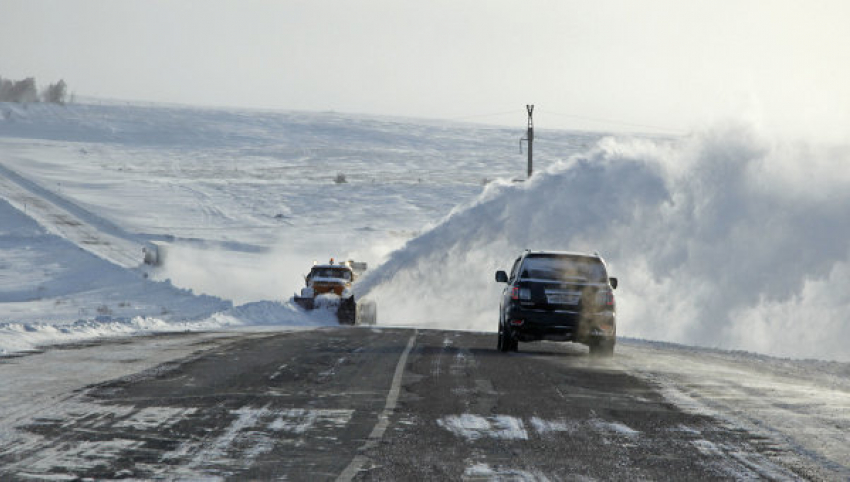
[293,259,376,325]
[495,250,618,356]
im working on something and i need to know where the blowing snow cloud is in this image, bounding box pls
[358,122,850,361]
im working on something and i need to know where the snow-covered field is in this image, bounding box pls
[2,101,850,364]
[0,101,600,355]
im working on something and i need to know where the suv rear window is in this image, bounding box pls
[520,256,607,282]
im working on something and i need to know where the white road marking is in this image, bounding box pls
[336,330,417,482]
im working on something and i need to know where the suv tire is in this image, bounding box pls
[497,321,510,352]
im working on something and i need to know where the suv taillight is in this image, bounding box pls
[596,290,615,306]
[511,287,531,300]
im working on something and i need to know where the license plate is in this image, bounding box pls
[545,290,580,305]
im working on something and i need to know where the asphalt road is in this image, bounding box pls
[0,327,811,480]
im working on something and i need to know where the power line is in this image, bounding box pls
[447,109,523,121]
[445,107,684,135]
[538,109,685,135]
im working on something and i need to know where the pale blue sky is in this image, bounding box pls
[2,0,849,138]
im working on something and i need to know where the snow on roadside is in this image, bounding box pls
[0,317,222,356]
[616,339,850,479]
[0,195,331,357]
[207,300,339,327]
[0,302,336,357]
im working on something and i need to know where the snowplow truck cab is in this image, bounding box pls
[293,259,375,325]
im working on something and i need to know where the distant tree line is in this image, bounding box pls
[0,76,68,104]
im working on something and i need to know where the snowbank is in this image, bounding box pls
[207,300,339,327]
[0,193,331,356]
[0,301,336,356]
[0,317,217,355]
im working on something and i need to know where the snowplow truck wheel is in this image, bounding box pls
[337,297,356,325]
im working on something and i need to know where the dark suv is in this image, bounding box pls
[495,250,618,356]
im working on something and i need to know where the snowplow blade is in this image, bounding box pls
[292,295,374,326]
[355,299,377,326]
[293,296,314,310]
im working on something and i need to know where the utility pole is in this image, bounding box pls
[526,105,534,177]
[520,105,534,178]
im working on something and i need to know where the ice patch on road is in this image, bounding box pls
[186,405,275,470]
[168,405,354,476]
[462,462,557,482]
[690,439,800,480]
[441,414,641,441]
[438,414,529,441]
[692,439,724,457]
[529,417,578,435]
[267,408,353,434]
[25,438,139,473]
[592,419,640,436]
[2,399,354,480]
[114,407,198,431]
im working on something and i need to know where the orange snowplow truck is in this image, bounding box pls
[293,259,375,325]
